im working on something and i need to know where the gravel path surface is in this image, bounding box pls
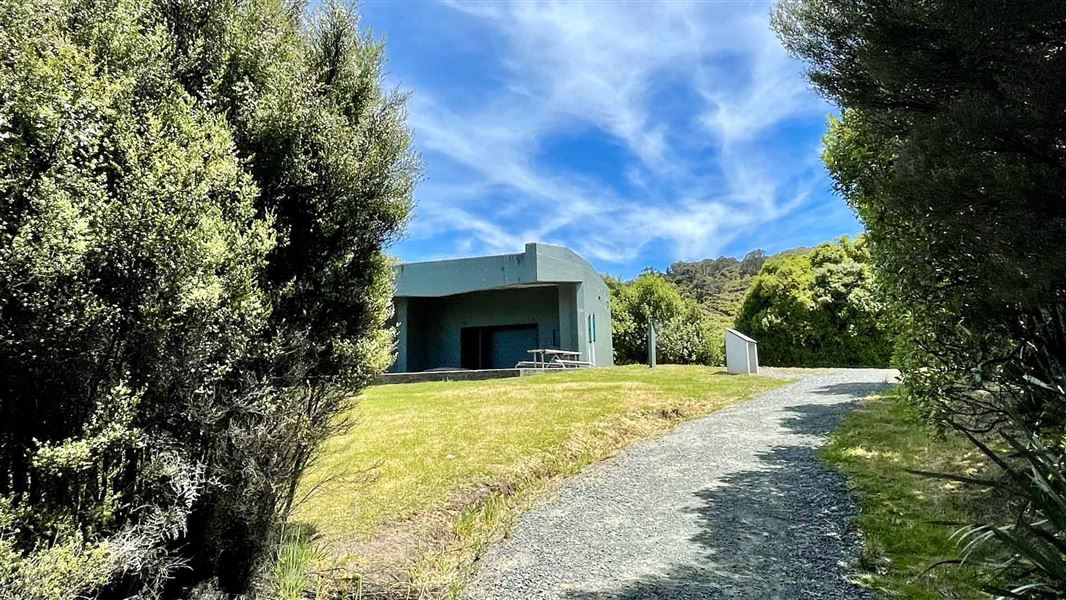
[465,368,897,600]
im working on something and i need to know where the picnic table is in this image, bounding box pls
[516,349,590,369]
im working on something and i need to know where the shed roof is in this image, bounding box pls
[725,328,758,344]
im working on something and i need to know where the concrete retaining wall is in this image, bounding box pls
[377,368,550,385]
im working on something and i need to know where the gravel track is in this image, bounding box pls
[464,368,897,600]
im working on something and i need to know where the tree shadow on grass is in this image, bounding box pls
[562,387,893,600]
[808,381,895,400]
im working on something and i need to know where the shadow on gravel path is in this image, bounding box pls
[562,398,883,600]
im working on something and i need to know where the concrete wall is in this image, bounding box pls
[578,280,612,367]
[394,248,538,297]
[401,286,562,372]
[534,245,613,367]
[393,297,409,372]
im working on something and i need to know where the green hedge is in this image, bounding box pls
[734,237,892,367]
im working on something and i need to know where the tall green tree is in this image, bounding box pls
[0,0,417,597]
[776,1,1066,595]
[774,0,1066,420]
[664,249,768,322]
[735,237,892,367]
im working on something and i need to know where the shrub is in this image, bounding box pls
[734,236,892,367]
[608,273,724,366]
[922,308,1066,597]
[0,0,417,597]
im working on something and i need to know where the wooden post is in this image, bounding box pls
[647,321,657,368]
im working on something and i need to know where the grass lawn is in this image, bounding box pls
[293,365,784,595]
[823,391,998,599]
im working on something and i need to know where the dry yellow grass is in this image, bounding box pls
[293,365,785,596]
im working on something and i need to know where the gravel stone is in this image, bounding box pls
[464,368,898,600]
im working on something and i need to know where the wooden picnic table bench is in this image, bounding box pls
[519,349,588,369]
[515,360,564,369]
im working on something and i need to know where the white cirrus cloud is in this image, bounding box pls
[384,0,849,271]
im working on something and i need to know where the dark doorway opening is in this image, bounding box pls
[460,324,539,369]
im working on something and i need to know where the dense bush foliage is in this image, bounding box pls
[776,1,1066,595]
[608,273,724,366]
[734,237,892,367]
[0,0,417,597]
[664,250,769,322]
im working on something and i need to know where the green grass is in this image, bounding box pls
[823,391,997,599]
[268,525,326,600]
[293,365,784,595]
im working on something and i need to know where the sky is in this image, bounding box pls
[358,0,862,278]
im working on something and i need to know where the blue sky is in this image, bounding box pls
[359,0,862,278]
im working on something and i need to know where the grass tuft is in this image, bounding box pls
[269,524,323,600]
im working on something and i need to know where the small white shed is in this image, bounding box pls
[725,328,759,375]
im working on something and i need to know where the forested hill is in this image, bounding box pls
[664,248,808,322]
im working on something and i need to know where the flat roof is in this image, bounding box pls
[394,242,602,298]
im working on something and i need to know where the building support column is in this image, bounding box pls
[392,297,408,373]
[557,284,579,352]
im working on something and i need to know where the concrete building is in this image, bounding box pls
[390,243,613,372]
